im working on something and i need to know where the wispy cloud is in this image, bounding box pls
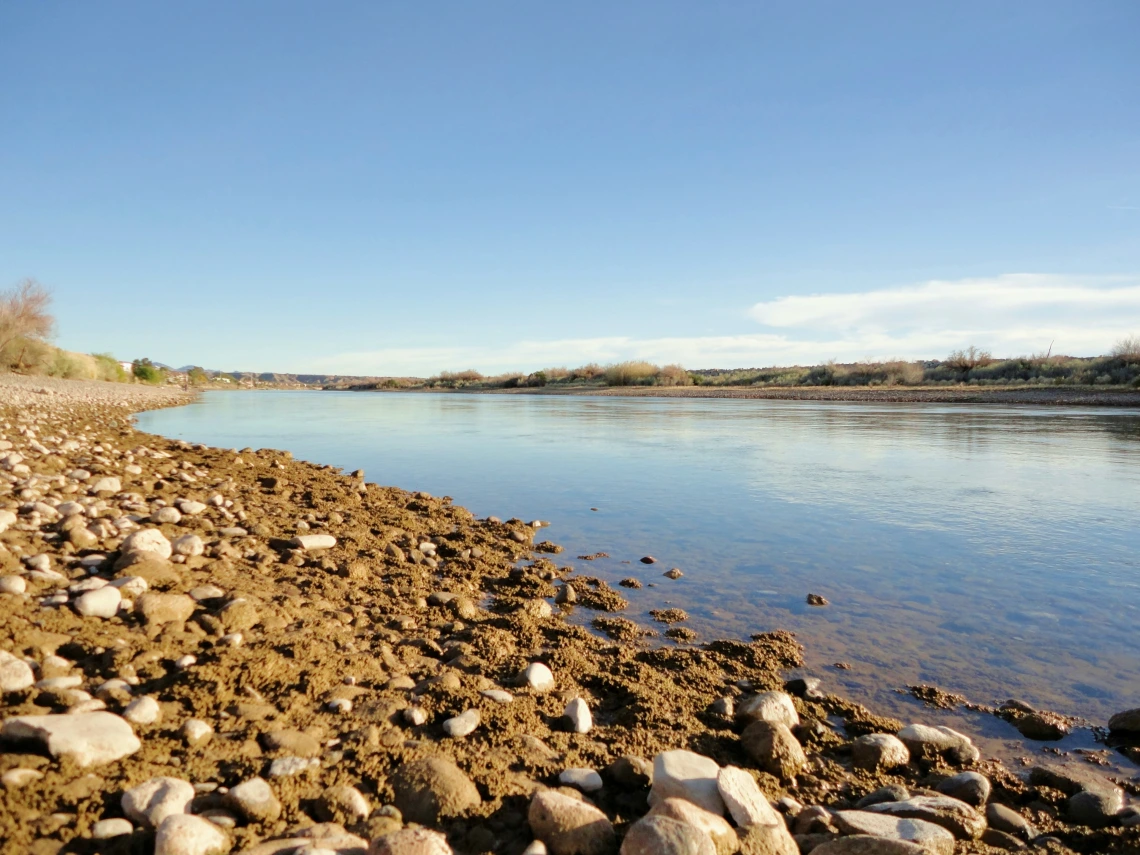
[313,274,1140,375]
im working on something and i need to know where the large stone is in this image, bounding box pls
[736,823,799,855]
[565,698,592,734]
[810,837,927,855]
[620,815,715,855]
[523,662,556,691]
[1,712,140,767]
[735,691,799,729]
[935,771,990,807]
[225,776,281,822]
[1068,788,1125,827]
[74,585,122,618]
[91,476,122,494]
[443,708,480,738]
[528,789,616,855]
[650,750,724,816]
[136,592,196,626]
[318,785,371,824]
[740,720,806,779]
[897,724,979,765]
[154,814,230,855]
[650,798,737,855]
[1108,708,1140,734]
[392,757,480,824]
[120,528,173,561]
[865,795,986,839]
[0,650,35,692]
[122,776,195,827]
[260,728,321,757]
[171,534,205,557]
[1030,763,1121,797]
[833,811,955,855]
[715,765,782,828]
[851,733,910,771]
[985,803,1035,840]
[369,828,454,855]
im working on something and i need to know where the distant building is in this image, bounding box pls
[119,361,133,372]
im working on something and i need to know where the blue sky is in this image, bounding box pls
[2,2,1138,374]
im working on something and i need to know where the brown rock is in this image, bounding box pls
[392,757,480,825]
[259,729,321,757]
[529,789,616,855]
[135,592,196,626]
[741,720,806,779]
[620,815,713,855]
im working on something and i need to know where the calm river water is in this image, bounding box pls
[137,391,1140,758]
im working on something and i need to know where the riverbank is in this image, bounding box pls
[0,375,1136,854]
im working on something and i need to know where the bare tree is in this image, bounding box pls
[1111,335,1140,361]
[0,279,54,370]
[944,345,993,371]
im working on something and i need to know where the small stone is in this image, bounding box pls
[293,534,336,550]
[1068,788,1124,827]
[621,814,715,855]
[268,756,319,777]
[172,535,205,557]
[564,698,592,733]
[735,691,799,728]
[528,789,615,855]
[852,733,910,771]
[368,828,454,855]
[555,585,577,604]
[317,784,371,824]
[523,662,556,691]
[897,723,980,765]
[806,593,829,606]
[0,650,35,692]
[985,803,1035,840]
[392,757,481,824]
[650,750,724,816]
[856,785,910,808]
[481,689,514,704]
[120,528,173,560]
[177,500,208,515]
[404,706,429,726]
[1108,707,1140,733]
[225,776,281,822]
[0,712,140,767]
[91,476,122,494]
[716,765,784,829]
[181,719,213,746]
[175,655,196,670]
[741,720,806,780]
[122,776,195,827]
[0,575,27,595]
[2,768,45,788]
[607,756,654,788]
[154,813,230,855]
[328,698,353,714]
[74,585,122,618]
[1015,711,1070,740]
[152,506,183,524]
[123,696,162,725]
[135,592,196,626]
[935,771,991,807]
[92,817,134,839]
[663,568,683,579]
[639,556,657,564]
[443,708,480,738]
[560,768,604,792]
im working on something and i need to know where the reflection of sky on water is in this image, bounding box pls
[138,392,1140,742]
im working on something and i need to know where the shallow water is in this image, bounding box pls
[138,391,1140,760]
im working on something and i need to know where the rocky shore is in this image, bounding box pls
[1,375,1137,855]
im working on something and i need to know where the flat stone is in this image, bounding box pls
[0,650,35,692]
[559,768,604,793]
[564,698,592,734]
[716,765,782,828]
[852,733,910,771]
[135,592,196,626]
[1068,788,1124,827]
[897,723,980,765]
[369,828,454,855]
[1,712,140,767]
[91,476,122,494]
[936,771,990,807]
[172,534,205,557]
[528,789,615,855]
[92,818,134,839]
[122,776,195,827]
[985,803,1035,839]
[293,534,336,550]
[650,798,738,855]
[225,776,281,822]
[154,813,230,855]
[1108,707,1140,733]
[833,811,955,854]
[178,500,208,515]
[810,837,927,855]
[650,750,724,816]
[2,768,44,788]
[865,795,986,839]
[735,691,799,728]
[443,708,480,738]
[523,662,556,691]
[1030,763,1121,797]
[120,528,172,560]
[260,728,321,757]
[621,814,715,855]
[481,689,514,704]
[392,757,480,824]
[736,823,800,855]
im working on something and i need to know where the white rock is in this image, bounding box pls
[121,776,195,827]
[2,768,44,788]
[523,662,556,692]
[154,813,230,855]
[69,698,109,714]
[564,698,592,734]
[898,724,980,764]
[559,767,604,792]
[36,675,83,690]
[175,655,197,670]
[443,708,480,738]
[181,719,213,746]
[0,509,16,533]
[268,756,320,777]
[293,534,336,550]
[327,698,352,714]
[152,506,183,524]
[91,477,122,494]
[649,797,739,854]
[481,689,514,704]
[74,585,122,618]
[404,706,429,726]
[120,528,172,560]
[95,679,131,698]
[716,765,783,828]
[111,575,149,597]
[522,842,549,855]
[650,750,725,816]
[0,575,26,595]
[173,534,205,557]
[123,696,162,725]
[852,733,911,770]
[56,502,85,516]
[92,818,134,839]
[178,500,208,516]
[70,577,109,593]
[833,811,955,854]
[225,777,281,822]
[0,650,35,692]
[188,584,225,600]
[736,691,799,728]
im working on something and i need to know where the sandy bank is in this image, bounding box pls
[0,375,1134,854]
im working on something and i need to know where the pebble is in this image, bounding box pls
[317,784,371,824]
[935,771,990,807]
[404,706,429,726]
[735,690,799,728]
[443,708,480,738]
[865,795,987,839]
[1068,788,1124,827]
[135,592,196,626]
[856,785,910,808]
[120,528,173,560]
[175,655,197,670]
[0,650,35,691]
[0,575,27,594]
[523,662,556,691]
[1108,707,1140,733]
[852,733,910,771]
[122,776,195,827]
[741,720,806,779]
[268,756,320,777]
[650,750,725,816]
[181,719,213,746]
[564,697,592,733]
[649,797,738,854]
[327,698,352,714]
[559,767,603,792]
[154,813,230,855]
[74,585,122,618]
[2,768,45,788]
[123,695,162,725]
[178,499,208,515]
[897,723,980,765]
[621,814,715,855]
[152,506,183,524]
[985,803,1035,839]
[392,757,481,824]
[90,476,122,493]
[369,828,454,855]
[0,711,141,767]
[481,688,514,704]
[528,789,615,855]
[224,776,282,822]
[172,534,205,557]
[293,533,336,550]
[716,765,784,829]
[663,568,683,579]
[92,818,134,839]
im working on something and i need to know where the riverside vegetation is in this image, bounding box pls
[1,373,1139,855]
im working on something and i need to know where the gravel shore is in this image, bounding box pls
[0,375,1136,854]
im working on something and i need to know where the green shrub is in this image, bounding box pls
[132,359,166,384]
[92,353,129,382]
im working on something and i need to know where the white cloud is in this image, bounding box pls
[313,274,1140,375]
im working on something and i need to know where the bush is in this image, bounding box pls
[658,364,692,386]
[944,346,993,372]
[0,279,55,372]
[187,367,209,386]
[604,361,660,386]
[92,353,129,382]
[1111,335,1140,362]
[525,371,548,387]
[569,363,605,382]
[133,359,166,385]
